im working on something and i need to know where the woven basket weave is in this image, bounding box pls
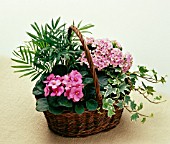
[43,26,124,137]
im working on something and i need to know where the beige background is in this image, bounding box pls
[0,0,170,94]
[0,0,170,143]
[0,56,170,143]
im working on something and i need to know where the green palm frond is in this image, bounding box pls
[12,17,94,81]
[11,42,44,81]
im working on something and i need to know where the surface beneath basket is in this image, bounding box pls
[1,56,170,144]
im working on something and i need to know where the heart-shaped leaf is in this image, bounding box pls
[36,98,49,112]
[48,106,63,115]
[57,96,72,107]
[86,99,98,111]
[75,104,85,114]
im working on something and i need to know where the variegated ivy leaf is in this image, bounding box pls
[102,98,115,109]
[104,84,117,98]
[116,100,124,109]
[107,106,116,117]
[118,82,130,95]
[118,73,127,81]
[102,98,116,117]
[137,103,143,111]
[131,113,139,121]
[124,95,131,105]
[130,101,137,111]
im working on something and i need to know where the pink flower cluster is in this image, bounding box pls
[43,70,84,102]
[79,37,133,73]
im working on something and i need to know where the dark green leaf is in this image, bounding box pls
[19,70,36,78]
[124,95,131,105]
[54,17,61,29]
[138,66,149,76]
[119,82,130,94]
[12,50,21,58]
[131,113,139,121]
[57,96,72,107]
[11,58,28,64]
[116,100,124,109]
[142,81,146,89]
[33,83,44,95]
[31,71,43,81]
[27,32,38,40]
[48,106,63,115]
[118,73,126,81]
[98,75,108,87]
[14,68,34,73]
[154,95,162,101]
[19,47,25,60]
[160,76,166,84]
[130,101,137,111]
[152,69,158,81]
[141,117,146,123]
[80,71,88,77]
[52,18,55,29]
[146,86,155,95]
[36,98,49,112]
[80,31,92,34]
[77,20,82,28]
[31,23,42,37]
[137,103,143,111]
[130,73,137,79]
[11,65,32,68]
[86,99,98,111]
[83,78,93,84]
[79,24,94,30]
[47,96,60,107]
[75,104,85,114]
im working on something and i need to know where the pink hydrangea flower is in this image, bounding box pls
[121,53,133,73]
[51,86,64,96]
[86,37,94,45]
[109,48,123,67]
[79,37,133,72]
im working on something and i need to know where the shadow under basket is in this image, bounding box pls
[43,107,123,137]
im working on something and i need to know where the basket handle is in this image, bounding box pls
[68,26,102,108]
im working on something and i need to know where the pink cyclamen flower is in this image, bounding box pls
[48,79,61,89]
[68,87,84,102]
[50,86,64,96]
[62,75,70,85]
[44,85,50,97]
[64,88,71,97]
[43,73,55,83]
[69,70,82,86]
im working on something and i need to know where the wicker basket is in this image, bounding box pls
[43,26,124,137]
